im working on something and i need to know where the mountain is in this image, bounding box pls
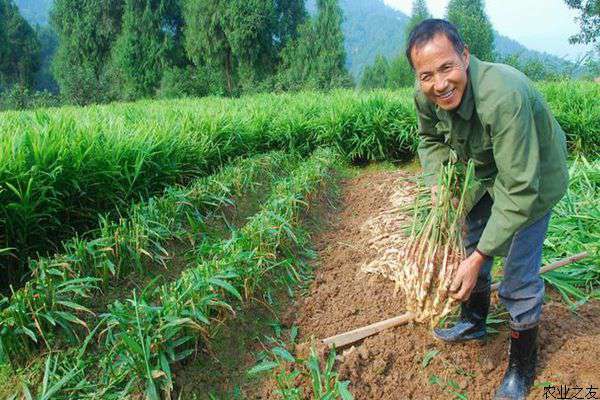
[17,0,575,80]
[307,0,409,77]
[308,0,574,78]
[494,32,574,73]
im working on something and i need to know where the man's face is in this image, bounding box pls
[411,34,470,111]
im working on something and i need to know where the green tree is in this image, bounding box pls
[564,0,600,52]
[183,0,232,94]
[223,0,279,91]
[405,0,432,42]
[521,58,550,81]
[361,54,390,89]
[51,0,123,104]
[446,0,495,61]
[312,0,352,89]
[278,0,352,90]
[184,0,285,95]
[275,0,307,51]
[277,19,318,90]
[34,25,59,92]
[110,0,185,100]
[388,55,415,88]
[0,0,40,89]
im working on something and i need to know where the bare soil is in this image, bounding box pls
[257,168,600,400]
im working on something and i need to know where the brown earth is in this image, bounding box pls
[258,168,600,400]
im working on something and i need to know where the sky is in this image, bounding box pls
[383,0,593,60]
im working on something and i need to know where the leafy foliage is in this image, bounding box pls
[278,0,353,90]
[109,0,185,100]
[496,53,569,81]
[50,0,123,104]
[0,0,40,89]
[361,54,391,89]
[564,0,600,51]
[446,0,495,61]
[184,0,306,96]
[405,0,432,43]
[360,0,429,90]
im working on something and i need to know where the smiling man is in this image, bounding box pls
[407,19,569,400]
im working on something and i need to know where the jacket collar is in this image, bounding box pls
[456,76,474,121]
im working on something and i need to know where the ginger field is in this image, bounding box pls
[0,82,598,399]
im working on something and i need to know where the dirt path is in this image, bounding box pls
[273,168,600,400]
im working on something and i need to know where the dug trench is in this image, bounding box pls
[251,166,600,400]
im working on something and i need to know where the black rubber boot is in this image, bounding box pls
[494,326,538,400]
[433,287,490,342]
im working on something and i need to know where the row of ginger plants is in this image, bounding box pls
[0,150,297,363]
[2,148,342,399]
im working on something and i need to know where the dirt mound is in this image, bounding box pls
[284,168,600,399]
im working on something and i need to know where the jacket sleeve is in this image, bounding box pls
[414,95,449,187]
[476,89,541,256]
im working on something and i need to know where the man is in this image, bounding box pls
[407,19,569,400]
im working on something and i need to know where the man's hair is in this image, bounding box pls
[405,19,466,69]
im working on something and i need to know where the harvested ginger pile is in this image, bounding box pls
[362,162,474,327]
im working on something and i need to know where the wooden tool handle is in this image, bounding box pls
[490,251,588,291]
[322,252,589,348]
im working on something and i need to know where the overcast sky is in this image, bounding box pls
[383,0,593,60]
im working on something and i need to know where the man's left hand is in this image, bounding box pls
[449,251,487,302]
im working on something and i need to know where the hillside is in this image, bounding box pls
[308,0,574,78]
[307,0,409,77]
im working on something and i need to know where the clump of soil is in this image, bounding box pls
[260,168,600,400]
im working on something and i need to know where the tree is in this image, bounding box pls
[275,0,307,51]
[312,0,352,89]
[184,0,285,95]
[278,0,352,90]
[184,0,232,94]
[388,55,415,88]
[446,0,495,61]
[564,0,600,52]
[361,54,390,89]
[0,0,40,89]
[223,0,279,91]
[110,0,186,100]
[51,0,124,104]
[34,25,59,92]
[405,0,432,42]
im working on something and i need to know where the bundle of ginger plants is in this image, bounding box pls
[396,160,475,327]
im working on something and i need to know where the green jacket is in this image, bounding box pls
[415,56,569,257]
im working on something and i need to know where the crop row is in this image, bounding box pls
[0,90,416,282]
[0,151,298,363]
[9,148,341,399]
[3,81,597,281]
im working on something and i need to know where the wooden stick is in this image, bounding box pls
[323,311,415,348]
[322,251,588,348]
[490,251,589,291]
